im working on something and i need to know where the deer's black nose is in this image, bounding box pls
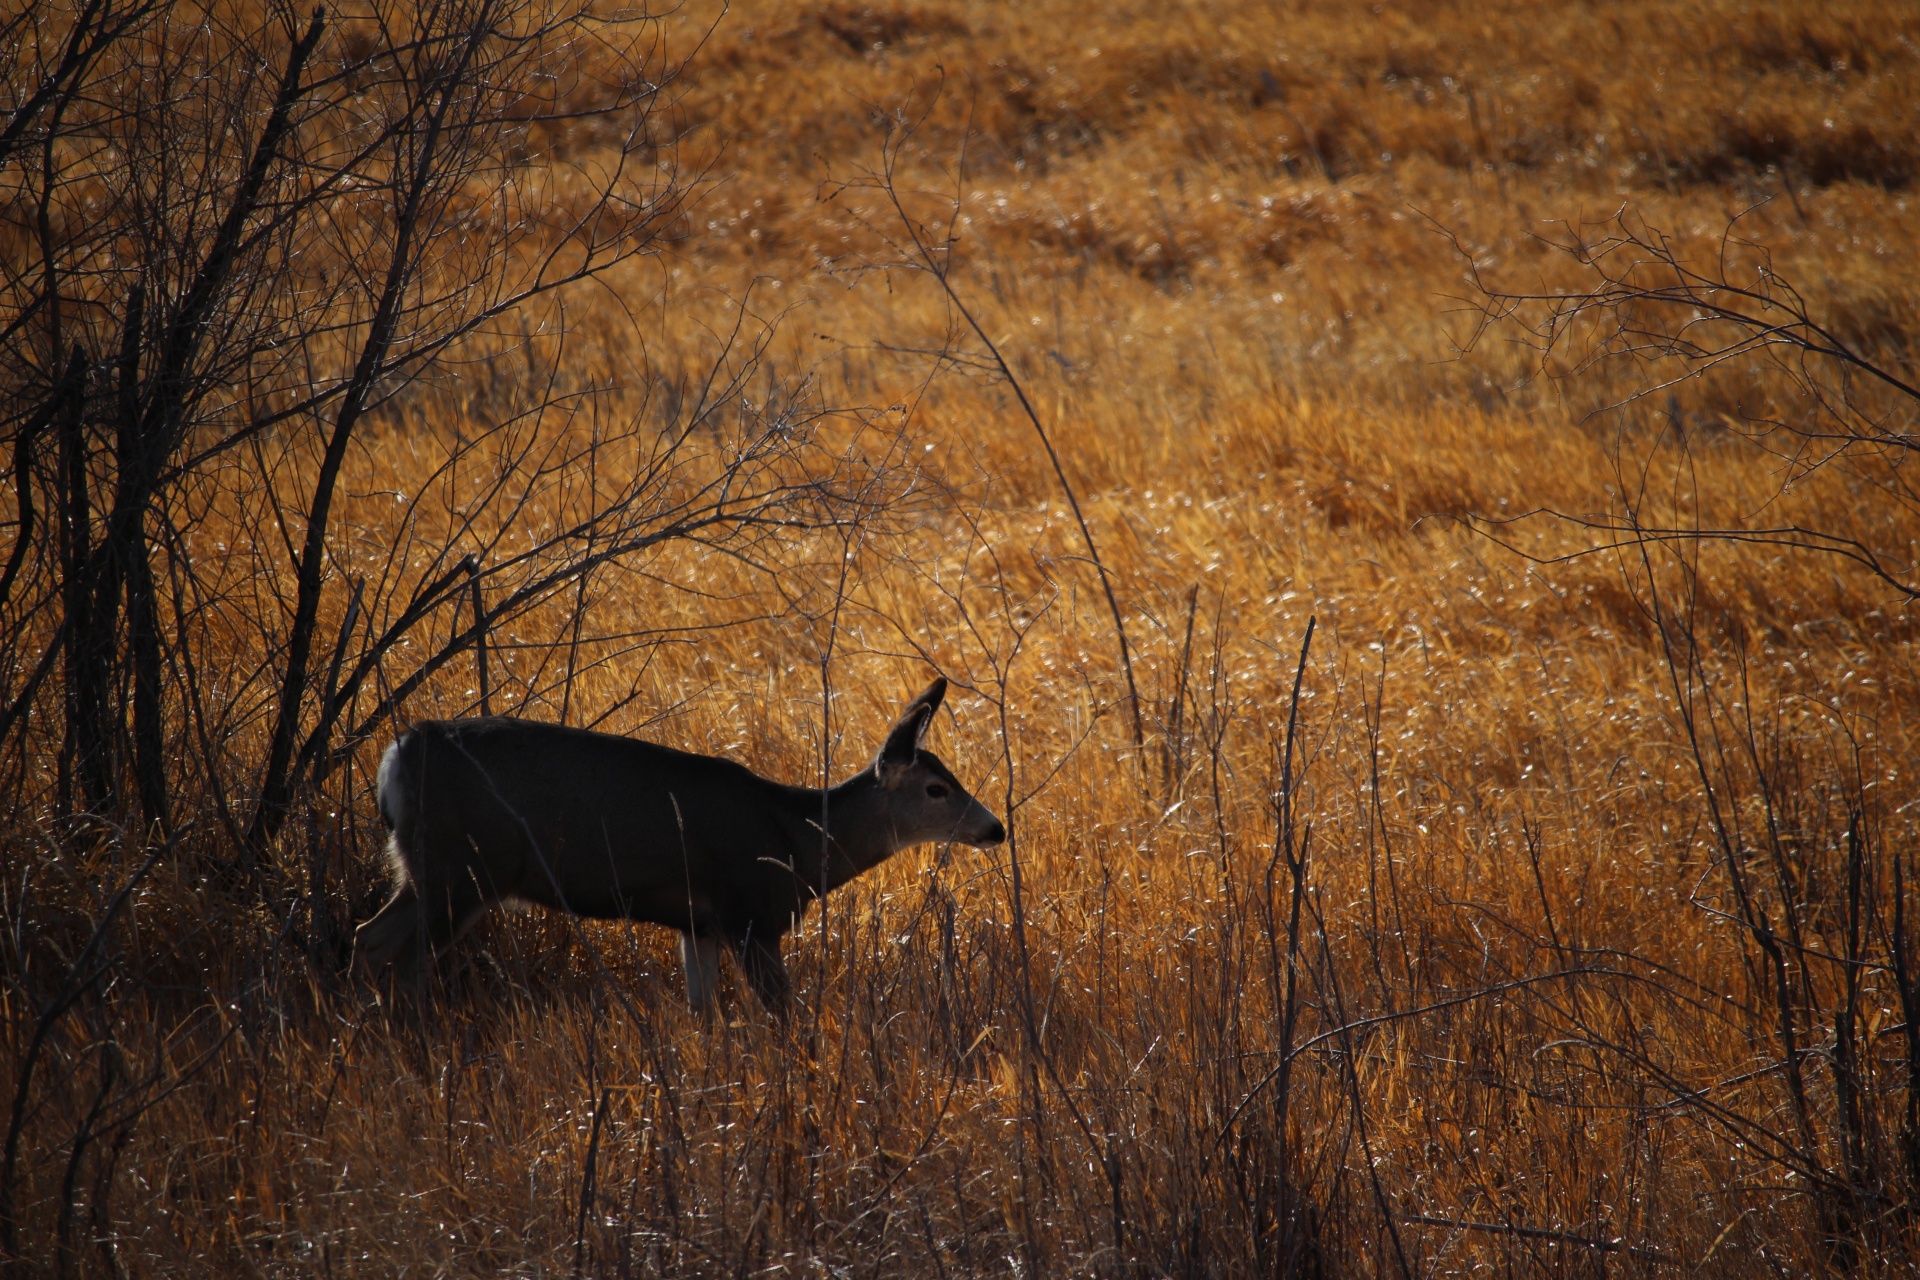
[982,819,1006,846]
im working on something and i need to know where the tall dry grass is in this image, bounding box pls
[6,0,1920,1273]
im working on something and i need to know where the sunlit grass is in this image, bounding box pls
[9,0,1920,1272]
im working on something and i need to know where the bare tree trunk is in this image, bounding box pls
[113,283,168,835]
[56,345,111,818]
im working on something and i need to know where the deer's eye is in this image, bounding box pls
[926,782,950,799]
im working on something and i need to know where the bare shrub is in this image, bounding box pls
[0,0,912,1259]
[1458,207,1920,1264]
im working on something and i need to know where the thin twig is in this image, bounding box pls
[859,100,1146,757]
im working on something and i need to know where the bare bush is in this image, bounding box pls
[0,0,914,1259]
[1453,207,1919,596]
[1457,207,1920,1264]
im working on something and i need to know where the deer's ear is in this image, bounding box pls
[910,676,947,726]
[876,677,945,782]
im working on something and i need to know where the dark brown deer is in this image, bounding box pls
[352,677,1003,1014]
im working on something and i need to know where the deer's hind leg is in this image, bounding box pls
[414,853,495,955]
[353,882,427,977]
[355,836,495,980]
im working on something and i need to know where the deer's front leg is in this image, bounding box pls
[681,932,724,1014]
[736,933,791,1017]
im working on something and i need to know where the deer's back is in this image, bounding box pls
[388,717,813,931]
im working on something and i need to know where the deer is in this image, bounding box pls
[351,676,1004,1015]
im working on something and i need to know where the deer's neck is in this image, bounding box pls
[793,769,900,895]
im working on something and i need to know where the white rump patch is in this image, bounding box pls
[382,832,410,884]
[376,739,407,831]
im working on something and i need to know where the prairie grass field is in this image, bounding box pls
[4,0,1920,1274]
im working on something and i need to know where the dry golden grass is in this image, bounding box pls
[8,0,1920,1274]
